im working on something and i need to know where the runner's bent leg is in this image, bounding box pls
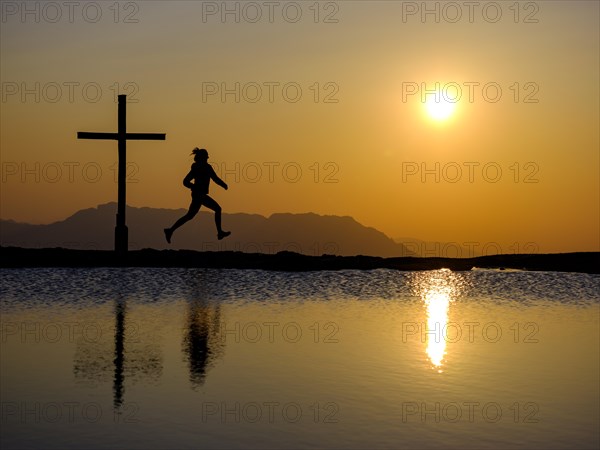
[170,197,202,233]
[201,195,223,233]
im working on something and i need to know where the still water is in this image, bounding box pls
[1,268,599,449]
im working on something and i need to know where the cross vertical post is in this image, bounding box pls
[77,94,166,253]
[116,95,127,253]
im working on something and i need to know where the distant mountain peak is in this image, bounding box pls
[1,204,415,257]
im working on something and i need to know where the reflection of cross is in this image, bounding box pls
[113,297,126,409]
[77,95,166,253]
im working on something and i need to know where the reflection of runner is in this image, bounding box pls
[164,148,231,243]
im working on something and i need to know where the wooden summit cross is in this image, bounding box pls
[78,95,166,253]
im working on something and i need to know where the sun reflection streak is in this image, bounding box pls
[411,269,465,372]
[424,289,451,370]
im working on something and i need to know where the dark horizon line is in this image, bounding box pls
[1,247,598,274]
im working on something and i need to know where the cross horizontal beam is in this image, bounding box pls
[77,132,166,140]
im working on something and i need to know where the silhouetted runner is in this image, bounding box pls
[164,148,231,243]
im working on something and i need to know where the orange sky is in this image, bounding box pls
[1,1,598,252]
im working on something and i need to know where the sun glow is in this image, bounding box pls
[425,95,457,121]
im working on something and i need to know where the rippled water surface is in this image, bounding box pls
[1,268,599,449]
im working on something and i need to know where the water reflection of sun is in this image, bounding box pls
[411,269,465,373]
[424,289,451,370]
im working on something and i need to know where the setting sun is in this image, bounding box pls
[425,95,457,121]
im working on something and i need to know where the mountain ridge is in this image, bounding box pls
[1,202,414,257]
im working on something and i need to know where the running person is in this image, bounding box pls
[164,148,231,243]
